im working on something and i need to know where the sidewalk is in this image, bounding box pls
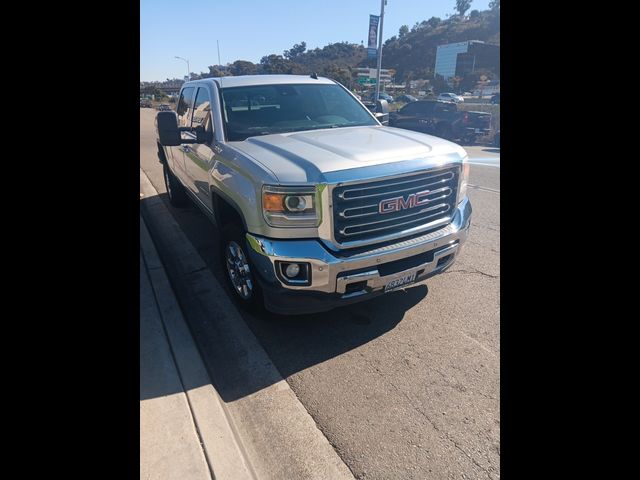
[140,215,254,480]
[140,240,213,479]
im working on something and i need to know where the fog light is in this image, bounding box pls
[285,263,300,278]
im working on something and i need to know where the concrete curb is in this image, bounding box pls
[140,214,256,480]
[140,168,355,480]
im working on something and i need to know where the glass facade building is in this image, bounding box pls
[434,41,471,79]
[434,41,500,80]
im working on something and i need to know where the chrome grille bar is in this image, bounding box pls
[339,171,454,200]
[332,166,460,245]
[340,187,453,219]
[340,204,451,237]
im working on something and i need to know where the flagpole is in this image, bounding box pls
[374,0,385,102]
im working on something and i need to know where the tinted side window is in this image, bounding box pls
[177,87,196,127]
[192,87,213,135]
[434,103,456,114]
[400,103,421,115]
[417,102,435,114]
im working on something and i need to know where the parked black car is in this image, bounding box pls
[389,100,492,144]
[395,94,418,103]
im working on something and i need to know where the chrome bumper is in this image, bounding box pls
[246,197,472,296]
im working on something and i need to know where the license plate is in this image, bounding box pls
[384,272,417,292]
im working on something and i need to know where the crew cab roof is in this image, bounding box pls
[183,74,336,89]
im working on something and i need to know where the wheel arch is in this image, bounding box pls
[211,188,248,231]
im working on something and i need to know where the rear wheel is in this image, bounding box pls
[221,224,264,312]
[163,163,189,207]
[462,134,476,145]
[435,123,453,140]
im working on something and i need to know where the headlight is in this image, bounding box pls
[262,185,319,227]
[457,157,470,204]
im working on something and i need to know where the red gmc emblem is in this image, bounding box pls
[379,190,431,214]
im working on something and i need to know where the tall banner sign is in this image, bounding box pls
[367,15,379,58]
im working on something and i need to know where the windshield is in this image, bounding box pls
[220,83,378,141]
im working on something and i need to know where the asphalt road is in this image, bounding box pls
[140,109,500,479]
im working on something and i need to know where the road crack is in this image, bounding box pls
[362,358,498,479]
[443,268,499,279]
[387,380,497,479]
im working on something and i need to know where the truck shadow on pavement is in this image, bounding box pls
[141,194,428,402]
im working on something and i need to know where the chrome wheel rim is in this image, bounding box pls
[225,241,253,300]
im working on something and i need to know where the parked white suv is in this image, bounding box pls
[437,93,464,103]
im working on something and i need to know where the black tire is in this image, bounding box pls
[435,123,453,140]
[163,162,189,207]
[220,223,264,312]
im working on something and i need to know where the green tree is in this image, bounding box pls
[323,64,351,87]
[399,25,409,37]
[426,16,441,28]
[451,76,463,93]
[455,0,473,17]
[469,9,480,19]
[489,0,500,10]
[259,54,293,74]
[206,66,230,77]
[283,41,307,60]
[431,75,449,94]
[230,60,257,76]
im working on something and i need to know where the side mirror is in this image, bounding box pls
[375,99,389,125]
[156,111,181,146]
[376,99,389,114]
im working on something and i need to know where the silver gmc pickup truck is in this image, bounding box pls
[155,74,471,314]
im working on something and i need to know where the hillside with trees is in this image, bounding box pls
[146,2,499,94]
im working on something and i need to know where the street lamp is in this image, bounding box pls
[174,56,190,81]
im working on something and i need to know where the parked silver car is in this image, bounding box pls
[437,93,464,103]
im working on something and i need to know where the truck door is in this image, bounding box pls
[185,86,215,209]
[174,86,196,190]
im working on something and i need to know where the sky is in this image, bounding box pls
[140,0,491,81]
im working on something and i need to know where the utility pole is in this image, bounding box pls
[374,0,386,102]
[217,40,221,66]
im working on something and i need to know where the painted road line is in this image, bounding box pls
[469,160,500,168]
[468,184,500,194]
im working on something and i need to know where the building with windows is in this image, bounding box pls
[353,68,394,87]
[434,40,499,81]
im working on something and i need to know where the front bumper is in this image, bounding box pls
[246,197,472,314]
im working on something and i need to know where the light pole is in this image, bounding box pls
[175,56,190,81]
[374,0,386,102]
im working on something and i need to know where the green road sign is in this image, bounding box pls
[358,77,377,85]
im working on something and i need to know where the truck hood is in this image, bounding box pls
[229,125,467,184]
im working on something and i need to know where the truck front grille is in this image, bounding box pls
[332,166,459,245]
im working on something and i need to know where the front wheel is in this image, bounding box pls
[435,123,453,140]
[221,224,264,312]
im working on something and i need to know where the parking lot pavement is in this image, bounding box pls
[140,108,500,480]
[464,145,500,167]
